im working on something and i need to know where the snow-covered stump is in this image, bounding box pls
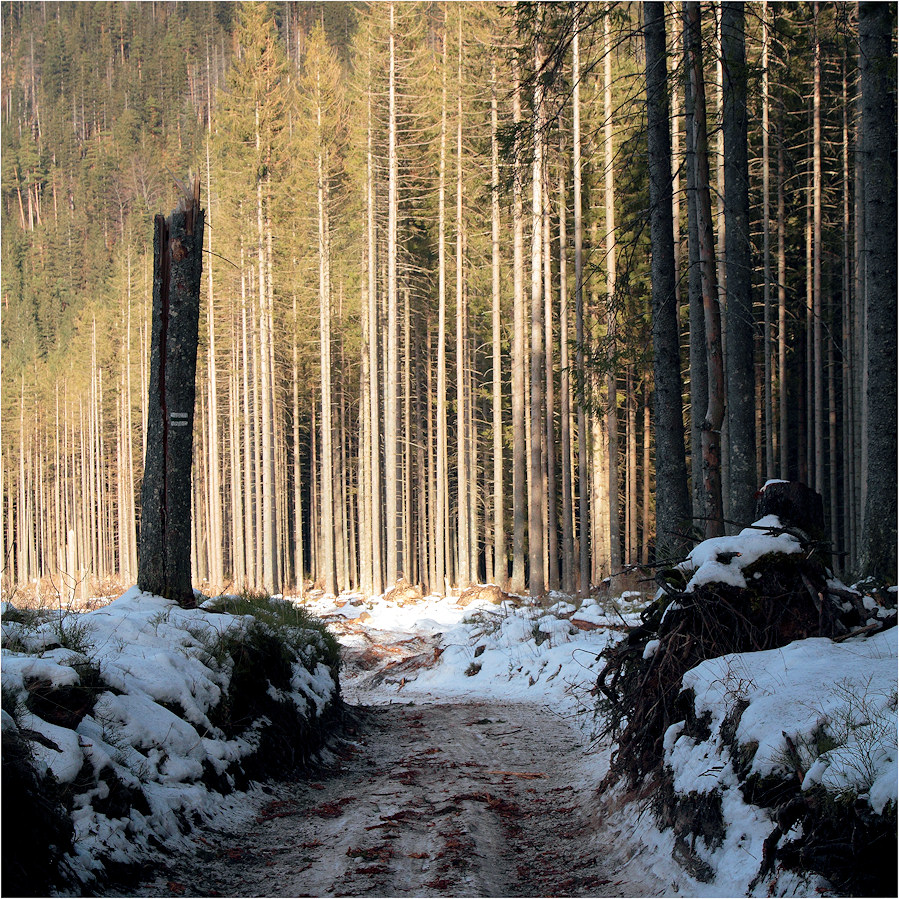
[595,499,897,895]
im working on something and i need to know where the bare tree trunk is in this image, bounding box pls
[723,1,756,528]
[812,5,825,503]
[626,366,637,565]
[543,160,558,591]
[841,59,856,573]
[641,379,652,565]
[559,128,575,595]
[385,2,400,588]
[604,12,621,580]
[644,1,692,562]
[436,29,449,595]
[510,59,527,596]
[777,129,788,480]
[317,113,337,597]
[367,70,383,596]
[456,17,470,590]
[490,60,505,588]
[572,16,590,593]
[528,34,546,599]
[205,136,223,590]
[761,5,775,482]
[138,180,204,606]
[859,1,898,581]
[685,0,725,539]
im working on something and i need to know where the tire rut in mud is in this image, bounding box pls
[114,701,640,898]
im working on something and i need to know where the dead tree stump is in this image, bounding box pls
[138,179,204,607]
[754,480,828,560]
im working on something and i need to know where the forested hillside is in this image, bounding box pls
[2,1,895,602]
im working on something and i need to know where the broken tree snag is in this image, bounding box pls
[754,480,827,546]
[138,177,205,608]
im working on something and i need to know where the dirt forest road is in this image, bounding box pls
[119,699,660,898]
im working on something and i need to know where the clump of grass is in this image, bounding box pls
[207,592,340,674]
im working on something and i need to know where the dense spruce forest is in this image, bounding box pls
[1,1,895,602]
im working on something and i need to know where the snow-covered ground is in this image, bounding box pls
[1,588,340,892]
[299,543,896,897]
[3,547,896,896]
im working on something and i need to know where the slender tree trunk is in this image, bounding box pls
[510,60,527,596]
[572,16,590,593]
[367,72,383,597]
[723,1,756,528]
[491,60,505,587]
[205,136,223,589]
[559,128,575,595]
[777,128,788,479]
[644,1,692,562]
[761,4,775,481]
[604,12,621,579]
[626,366,637,565]
[841,59,856,573]
[543,159,558,591]
[436,29,449,595]
[385,2,400,588]
[812,5,825,502]
[528,34,546,599]
[641,379,652,564]
[456,18,470,590]
[317,93,337,596]
[685,0,725,539]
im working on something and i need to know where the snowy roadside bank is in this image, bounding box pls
[304,533,897,897]
[1,588,341,896]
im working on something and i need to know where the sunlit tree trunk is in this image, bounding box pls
[528,34,546,598]
[761,3,775,482]
[436,29,449,595]
[543,158,558,591]
[559,128,575,595]
[491,60,505,587]
[604,12,621,580]
[205,135,223,589]
[572,16,590,593]
[510,60,527,596]
[456,17,470,590]
[385,2,400,588]
[367,69,383,597]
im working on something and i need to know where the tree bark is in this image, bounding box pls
[573,14,590,593]
[529,35,546,598]
[722,1,756,529]
[685,0,725,539]
[436,28,449,594]
[510,59,527,596]
[138,179,204,607]
[859,1,898,582]
[644,1,692,562]
[385,2,399,588]
[491,59,505,587]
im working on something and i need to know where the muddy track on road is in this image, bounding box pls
[116,701,656,898]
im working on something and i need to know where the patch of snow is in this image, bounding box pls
[679,516,802,592]
[1,589,340,892]
[675,629,898,813]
